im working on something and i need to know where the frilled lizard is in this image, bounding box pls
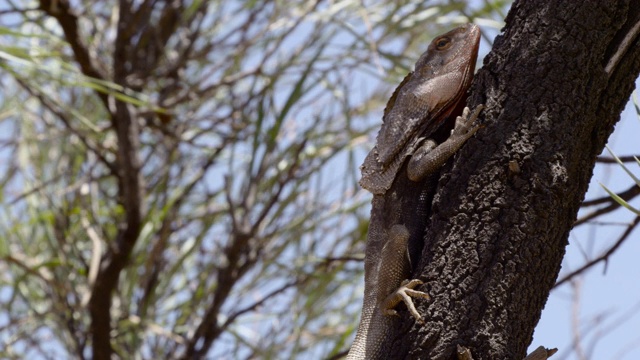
[347,24,482,359]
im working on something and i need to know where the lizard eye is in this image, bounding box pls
[435,37,451,50]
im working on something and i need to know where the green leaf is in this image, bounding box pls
[599,182,640,215]
[605,145,640,187]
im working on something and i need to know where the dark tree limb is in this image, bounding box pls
[580,184,640,208]
[387,1,640,359]
[86,1,148,357]
[575,183,640,225]
[597,155,640,163]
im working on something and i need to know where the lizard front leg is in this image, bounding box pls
[407,105,483,182]
[377,225,430,322]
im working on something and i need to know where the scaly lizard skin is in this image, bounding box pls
[347,24,481,359]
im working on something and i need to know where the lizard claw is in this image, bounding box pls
[382,279,430,323]
[452,105,483,137]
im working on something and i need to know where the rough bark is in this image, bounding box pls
[388,1,640,359]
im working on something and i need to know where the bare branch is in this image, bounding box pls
[555,215,640,288]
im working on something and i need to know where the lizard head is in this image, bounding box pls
[415,23,481,85]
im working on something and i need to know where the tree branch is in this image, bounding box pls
[39,0,108,107]
[555,215,640,288]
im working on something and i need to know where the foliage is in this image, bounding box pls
[0,1,502,358]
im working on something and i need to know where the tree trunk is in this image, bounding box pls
[389,1,640,359]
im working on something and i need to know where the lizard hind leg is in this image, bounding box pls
[377,225,430,323]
